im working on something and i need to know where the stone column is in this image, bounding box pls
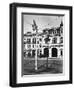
[30,50,32,57]
[58,47,60,58]
[57,36,59,43]
[42,48,44,55]
[49,48,51,58]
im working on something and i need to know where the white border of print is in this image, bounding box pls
[16,7,69,84]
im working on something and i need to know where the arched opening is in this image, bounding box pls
[44,48,49,57]
[32,50,35,57]
[52,48,57,57]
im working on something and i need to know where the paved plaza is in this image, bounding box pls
[22,58,63,75]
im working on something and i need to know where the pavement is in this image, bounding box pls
[22,58,63,75]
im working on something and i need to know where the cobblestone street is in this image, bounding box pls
[22,58,63,75]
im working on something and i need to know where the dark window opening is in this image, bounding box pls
[44,48,49,57]
[39,44,41,48]
[24,52,26,57]
[32,38,36,44]
[52,48,57,57]
[52,37,57,44]
[32,50,35,57]
[27,38,31,44]
[40,38,42,41]
[37,41,39,44]
[61,50,63,56]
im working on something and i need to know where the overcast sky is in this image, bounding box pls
[23,14,64,34]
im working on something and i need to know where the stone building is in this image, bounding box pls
[23,21,63,59]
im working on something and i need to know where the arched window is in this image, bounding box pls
[32,50,35,57]
[52,48,57,57]
[33,44,34,48]
[44,48,49,57]
[39,44,42,48]
[28,51,31,57]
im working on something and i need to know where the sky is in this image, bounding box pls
[23,14,64,34]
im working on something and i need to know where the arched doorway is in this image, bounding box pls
[44,48,49,57]
[52,48,57,57]
[32,50,35,57]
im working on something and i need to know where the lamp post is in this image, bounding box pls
[32,20,38,71]
[44,35,50,69]
[35,30,38,70]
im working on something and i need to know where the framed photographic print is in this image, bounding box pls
[10,3,72,87]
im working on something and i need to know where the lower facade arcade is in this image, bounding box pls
[24,45,63,59]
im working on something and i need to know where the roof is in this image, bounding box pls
[24,25,62,37]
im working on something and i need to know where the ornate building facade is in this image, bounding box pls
[23,21,63,59]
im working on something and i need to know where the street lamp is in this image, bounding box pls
[44,35,50,69]
[32,20,38,71]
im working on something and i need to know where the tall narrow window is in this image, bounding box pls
[52,37,57,44]
[61,50,63,56]
[40,38,42,41]
[27,38,31,44]
[52,48,57,57]
[32,38,36,44]
[33,44,34,48]
[60,37,63,43]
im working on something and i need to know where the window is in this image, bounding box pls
[40,38,42,41]
[55,30,56,34]
[27,38,31,44]
[52,48,57,57]
[37,41,39,44]
[52,37,57,44]
[32,38,36,44]
[27,45,31,48]
[60,37,63,43]
[39,44,41,48]
[24,52,26,57]
[24,45,25,48]
[33,45,34,48]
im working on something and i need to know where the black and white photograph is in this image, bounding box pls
[10,3,72,87]
[22,13,63,75]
